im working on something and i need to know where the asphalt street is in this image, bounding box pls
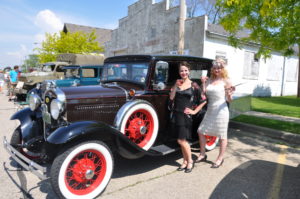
[0,92,299,199]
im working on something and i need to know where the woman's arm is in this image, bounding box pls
[169,79,182,100]
[200,76,208,93]
[169,84,177,100]
[184,101,207,115]
[224,79,233,103]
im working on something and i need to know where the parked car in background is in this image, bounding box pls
[15,53,104,101]
[50,64,103,88]
[4,54,218,199]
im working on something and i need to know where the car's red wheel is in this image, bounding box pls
[205,135,219,151]
[10,126,40,159]
[50,141,113,199]
[120,103,158,150]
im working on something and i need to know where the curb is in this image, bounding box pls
[229,121,300,145]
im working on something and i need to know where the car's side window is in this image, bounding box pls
[82,68,96,78]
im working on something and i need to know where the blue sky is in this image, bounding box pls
[0,0,143,68]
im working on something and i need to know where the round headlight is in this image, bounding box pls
[50,99,64,120]
[29,94,41,111]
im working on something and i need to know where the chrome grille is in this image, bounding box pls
[41,104,51,124]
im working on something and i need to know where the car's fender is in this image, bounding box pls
[10,107,42,141]
[46,121,161,159]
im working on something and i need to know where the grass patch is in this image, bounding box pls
[251,96,300,118]
[232,115,300,135]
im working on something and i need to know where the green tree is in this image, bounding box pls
[22,54,39,72]
[216,0,300,97]
[36,30,104,63]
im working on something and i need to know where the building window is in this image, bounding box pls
[215,51,227,64]
[266,55,282,81]
[285,58,298,82]
[148,27,156,39]
[243,51,259,79]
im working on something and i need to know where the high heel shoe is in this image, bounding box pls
[211,159,224,168]
[185,162,194,173]
[195,154,207,163]
[177,163,187,171]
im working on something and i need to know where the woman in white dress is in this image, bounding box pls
[184,58,234,168]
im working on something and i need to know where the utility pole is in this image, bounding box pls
[178,0,186,55]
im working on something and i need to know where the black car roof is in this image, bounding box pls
[63,65,103,69]
[104,54,213,63]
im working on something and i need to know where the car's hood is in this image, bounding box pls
[20,71,53,77]
[60,83,133,100]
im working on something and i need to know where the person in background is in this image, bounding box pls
[0,70,4,93]
[4,68,11,96]
[8,65,19,101]
[190,58,233,168]
[169,62,207,173]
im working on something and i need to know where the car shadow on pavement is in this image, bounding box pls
[3,160,57,199]
[111,151,183,178]
[209,160,300,199]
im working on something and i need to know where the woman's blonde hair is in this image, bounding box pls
[210,58,228,80]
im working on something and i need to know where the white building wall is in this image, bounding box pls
[203,36,298,96]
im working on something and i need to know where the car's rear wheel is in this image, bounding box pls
[119,103,159,150]
[50,140,113,199]
[205,135,219,151]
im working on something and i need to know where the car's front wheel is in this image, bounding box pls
[50,140,113,199]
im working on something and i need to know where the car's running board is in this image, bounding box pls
[150,140,198,155]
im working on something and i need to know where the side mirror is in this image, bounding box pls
[154,61,169,83]
[153,61,169,90]
[153,82,166,90]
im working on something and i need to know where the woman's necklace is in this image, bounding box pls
[179,78,191,90]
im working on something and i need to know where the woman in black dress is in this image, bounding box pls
[169,62,206,173]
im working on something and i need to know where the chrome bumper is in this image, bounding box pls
[3,136,47,180]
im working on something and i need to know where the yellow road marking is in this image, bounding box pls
[268,145,288,199]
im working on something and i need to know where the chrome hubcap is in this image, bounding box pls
[85,169,95,179]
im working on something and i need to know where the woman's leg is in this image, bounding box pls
[196,133,206,160]
[178,139,188,168]
[183,141,193,169]
[215,138,227,163]
[178,139,193,167]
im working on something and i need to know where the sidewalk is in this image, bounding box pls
[230,111,300,146]
[244,111,300,124]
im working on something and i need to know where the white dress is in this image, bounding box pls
[198,81,229,139]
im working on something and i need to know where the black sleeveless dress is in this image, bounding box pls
[172,87,194,140]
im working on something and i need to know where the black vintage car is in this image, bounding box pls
[4,55,217,199]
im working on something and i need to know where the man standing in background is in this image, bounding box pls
[8,65,19,101]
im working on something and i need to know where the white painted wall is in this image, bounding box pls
[203,36,298,97]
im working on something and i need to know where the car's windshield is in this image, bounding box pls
[42,64,55,72]
[101,63,149,84]
[65,68,80,78]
